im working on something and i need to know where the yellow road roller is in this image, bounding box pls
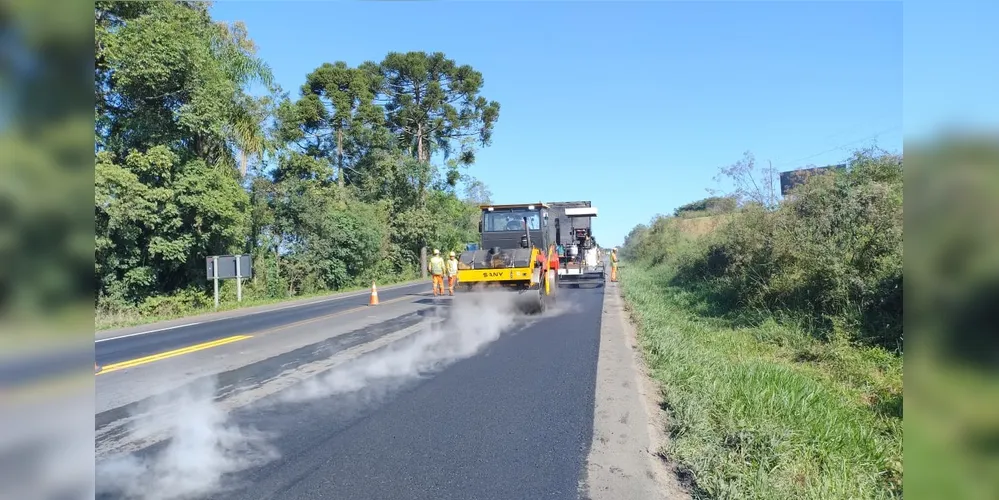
[455,202,559,314]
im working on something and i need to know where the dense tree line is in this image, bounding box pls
[622,147,903,352]
[95,1,498,317]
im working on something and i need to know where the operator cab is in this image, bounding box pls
[477,203,551,251]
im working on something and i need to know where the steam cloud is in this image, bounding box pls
[96,379,279,500]
[96,289,568,499]
[280,288,541,403]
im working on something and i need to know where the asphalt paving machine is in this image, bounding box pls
[455,202,559,314]
[548,201,606,287]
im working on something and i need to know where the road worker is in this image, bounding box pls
[610,247,619,282]
[428,249,446,296]
[446,251,459,296]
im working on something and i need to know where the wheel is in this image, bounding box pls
[514,288,543,315]
[539,271,557,312]
[546,272,557,308]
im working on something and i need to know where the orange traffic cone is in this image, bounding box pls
[369,281,379,305]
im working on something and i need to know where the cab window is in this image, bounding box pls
[483,210,540,231]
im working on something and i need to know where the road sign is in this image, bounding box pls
[205,255,252,308]
[780,164,846,196]
[206,255,252,280]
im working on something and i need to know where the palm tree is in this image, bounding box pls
[211,19,275,177]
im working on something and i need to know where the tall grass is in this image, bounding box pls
[621,266,902,500]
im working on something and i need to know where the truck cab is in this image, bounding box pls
[477,203,553,255]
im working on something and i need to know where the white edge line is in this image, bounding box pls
[94,281,425,343]
[95,322,206,343]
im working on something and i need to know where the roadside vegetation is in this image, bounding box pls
[95,2,498,330]
[619,148,903,499]
[904,136,999,500]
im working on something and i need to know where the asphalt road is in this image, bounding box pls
[96,282,428,367]
[218,285,603,500]
[0,283,426,392]
[0,348,93,388]
[95,283,610,500]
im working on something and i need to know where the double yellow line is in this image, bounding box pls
[98,335,253,375]
[96,294,417,376]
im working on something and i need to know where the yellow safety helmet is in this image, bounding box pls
[449,251,456,257]
[433,248,440,255]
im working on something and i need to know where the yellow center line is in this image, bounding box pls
[96,293,424,375]
[98,335,253,375]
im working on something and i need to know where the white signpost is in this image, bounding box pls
[206,255,253,309]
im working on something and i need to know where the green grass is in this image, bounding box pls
[619,264,902,500]
[94,274,423,332]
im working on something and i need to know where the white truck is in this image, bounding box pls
[547,201,605,287]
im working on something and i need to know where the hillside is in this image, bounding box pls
[671,214,726,238]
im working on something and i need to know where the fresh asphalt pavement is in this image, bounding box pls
[95,283,608,500]
[96,282,427,367]
[218,285,604,500]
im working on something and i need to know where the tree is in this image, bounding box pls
[377,51,500,203]
[295,61,384,187]
[96,147,250,301]
[461,175,492,205]
[93,3,507,318]
[352,149,426,211]
[710,151,780,209]
[95,1,269,304]
[95,1,273,169]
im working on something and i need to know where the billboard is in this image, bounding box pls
[780,164,847,196]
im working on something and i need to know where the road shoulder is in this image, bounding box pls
[582,281,690,500]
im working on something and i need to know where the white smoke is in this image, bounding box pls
[279,288,543,404]
[96,378,279,500]
[1,387,96,500]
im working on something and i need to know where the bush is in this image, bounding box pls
[673,195,738,218]
[624,148,903,352]
[137,287,213,318]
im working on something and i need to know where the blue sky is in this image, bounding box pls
[210,1,903,248]
[904,0,999,141]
